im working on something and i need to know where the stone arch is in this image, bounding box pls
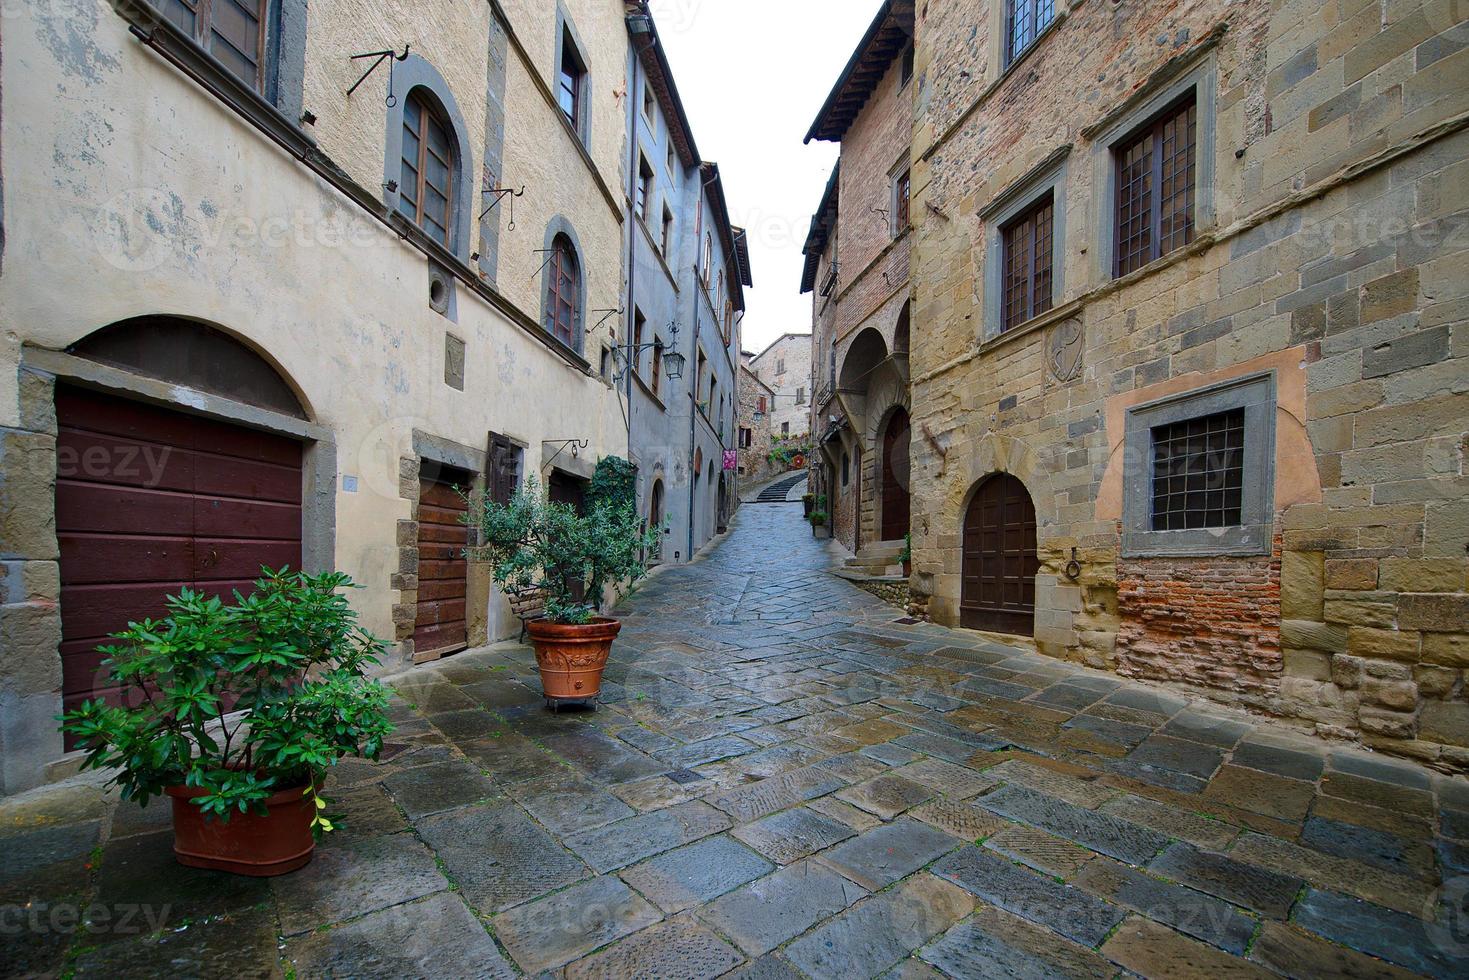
[67,314,312,420]
[382,54,476,260]
[943,432,1049,531]
[893,300,910,354]
[839,328,887,392]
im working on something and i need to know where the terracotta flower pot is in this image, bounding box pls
[166,781,316,877]
[526,617,621,703]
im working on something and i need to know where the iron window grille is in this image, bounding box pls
[1122,372,1276,557]
[1149,408,1245,531]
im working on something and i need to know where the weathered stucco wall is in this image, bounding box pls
[0,0,632,792]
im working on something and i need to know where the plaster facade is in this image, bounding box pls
[0,0,641,793]
[901,0,1469,767]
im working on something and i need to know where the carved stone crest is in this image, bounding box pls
[1049,316,1084,382]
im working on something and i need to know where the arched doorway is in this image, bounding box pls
[880,407,911,542]
[961,474,1039,635]
[647,479,665,565]
[56,317,310,727]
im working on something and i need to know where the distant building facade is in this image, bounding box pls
[746,333,814,440]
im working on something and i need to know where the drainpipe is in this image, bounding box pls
[624,24,646,450]
[687,303,699,562]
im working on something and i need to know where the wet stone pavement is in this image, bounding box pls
[5,504,1469,978]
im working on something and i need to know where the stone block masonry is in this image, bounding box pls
[902,0,1469,768]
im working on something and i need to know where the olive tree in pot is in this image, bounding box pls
[468,461,659,706]
[59,569,393,877]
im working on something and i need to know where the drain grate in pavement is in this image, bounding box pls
[665,769,706,785]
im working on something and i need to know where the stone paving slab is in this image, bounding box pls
[730,805,856,864]
[919,903,1116,980]
[282,891,515,979]
[564,914,744,980]
[272,833,447,936]
[493,873,662,974]
[564,800,732,872]
[978,784,1171,864]
[1148,842,1303,919]
[932,845,1125,947]
[619,834,773,912]
[783,873,973,980]
[816,817,962,891]
[416,804,590,912]
[700,859,868,956]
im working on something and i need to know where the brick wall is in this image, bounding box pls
[1117,544,1284,698]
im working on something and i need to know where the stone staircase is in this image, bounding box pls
[841,540,907,579]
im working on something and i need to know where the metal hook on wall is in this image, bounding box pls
[347,45,411,107]
[479,185,526,230]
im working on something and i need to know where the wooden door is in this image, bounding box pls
[54,385,303,728]
[961,474,1038,635]
[881,407,911,542]
[414,471,470,660]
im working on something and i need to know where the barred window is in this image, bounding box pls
[1150,408,1245,531]
[1000,194,1054,330]
[1115,97,1197,277]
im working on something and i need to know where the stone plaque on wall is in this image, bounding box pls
[445,333,466,390]
[1049,317,1083,382]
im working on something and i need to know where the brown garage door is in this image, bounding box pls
[961,473,1039,636]
[414,471,470,661]
[55,385,303,724]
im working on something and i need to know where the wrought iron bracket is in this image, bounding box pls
[542,439,589,470]
[347,45,410,106]
[479,185,526,229]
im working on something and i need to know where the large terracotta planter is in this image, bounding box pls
[527,617,621,703]
[166,781,316,877]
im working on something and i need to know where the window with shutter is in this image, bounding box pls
[398,90,456,247]
[156,0,269,91]
[547,235,580,349]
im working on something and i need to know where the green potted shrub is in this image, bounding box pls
[468,463,660,705]
[809,510,828,528]
[802,492,817,518]
[59,569,393,877]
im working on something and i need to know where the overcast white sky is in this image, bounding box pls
[650,0,878,357]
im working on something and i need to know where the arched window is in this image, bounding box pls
[723,299,734,342]
[702,234,713,286]
[398,89,457,247]
[547,234,580,349]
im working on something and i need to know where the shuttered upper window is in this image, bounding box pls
[547,235,580,349]
[1115,97,1197,277]
[398,90,455,247]
[1000,194,1054,331]
[156,0,268,91]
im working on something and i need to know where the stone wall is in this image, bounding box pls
[749,334,814,438]
[908,0,1469,767]
[737,366,777,487]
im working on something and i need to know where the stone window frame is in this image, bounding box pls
[1089,51,1217,285]
[382,54,476,262]
[1122,371,1277,558]
[980,148,1068,343]
[539,216,587,356]
[986,0,1068,82]
[555,2,593,148]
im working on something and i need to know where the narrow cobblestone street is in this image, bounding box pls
[5,502,1468,978]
